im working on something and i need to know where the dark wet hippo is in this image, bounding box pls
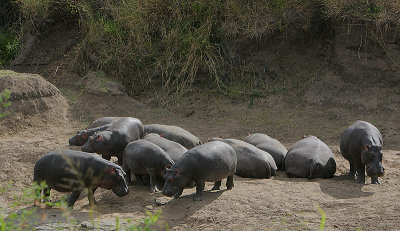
[162,141,237,201]
[144,124,201,149]
[122,139,174,192]
[81,117,144,165]
[33,150,129,208]
[340,120,384,184]
[285,136,336,179]
[244,133,287,170]
[143,133,188,162]
[210,137,277,178]
[69,117,124,146]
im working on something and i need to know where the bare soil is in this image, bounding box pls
[1,22,400,230]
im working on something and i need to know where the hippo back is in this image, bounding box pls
[144,124,201,149]
[285,136,336,179]
[244,133,287,170]
[89,117,123,129]
[109,117,144,142]
[144,133,188,162]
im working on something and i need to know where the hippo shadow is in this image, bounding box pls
[158,182,227,229]
[4,205,90,230]
[318,174,374,199]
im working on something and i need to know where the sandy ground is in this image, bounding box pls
[0,87,400,231]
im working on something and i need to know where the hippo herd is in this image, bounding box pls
[33,118,385,208]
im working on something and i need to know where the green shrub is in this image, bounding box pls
[0,30,20,69]
[0,89,11,118]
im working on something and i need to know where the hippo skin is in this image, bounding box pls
[81,117,144,165]
[144,124,201,149]
[340,120,384,184]
[69,117,123,146]
[122,139,174,192]
[210,137,277,179]
[144,133,188,162]
[162,141,237,201]
[244,133,287,170]
[33,150,129,207]
[285,136,336,179]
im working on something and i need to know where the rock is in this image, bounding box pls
[80,71,127,96]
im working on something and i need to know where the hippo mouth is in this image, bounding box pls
[162,186,179,197]
[112,184,130,197]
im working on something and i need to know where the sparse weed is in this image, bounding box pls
[0,89,11,118]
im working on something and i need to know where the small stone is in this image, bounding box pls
[155,197,172,206]
[145,205,154,210]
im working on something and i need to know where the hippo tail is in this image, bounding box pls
[324,158,337,178]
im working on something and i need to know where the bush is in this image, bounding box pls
[0,30,20,69]
[0,89,11,118]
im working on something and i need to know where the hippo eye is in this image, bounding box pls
[117,175,122,180]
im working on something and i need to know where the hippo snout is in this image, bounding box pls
[113,184,130,197]
[378,167,385,177]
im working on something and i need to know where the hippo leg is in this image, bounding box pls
[355,163,366,184]
[349,163,356,178]
[125,169,133,186]
[174,188,183,198]
[117,155,123,166]
[147,168,159,193]
[102,154,111,161]
[226,176,234,190]
[156,176,165,189]
[212,181,221,190]
[371,177,381,184]
[193,179,205,201]
[87,187,97,205]
[67,190,82,207]
[135,174,145,185]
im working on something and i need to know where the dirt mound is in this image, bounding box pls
[0,70,68,133]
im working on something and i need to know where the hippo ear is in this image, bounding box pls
[97,135,104,141]
[166,165,172,170]
[365,144,371,150]
[174,169,180,176]
[161,133,164,137]
[107,167,116,174]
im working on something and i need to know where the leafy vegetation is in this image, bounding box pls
[0,89,11,118]
[0,30,20,69]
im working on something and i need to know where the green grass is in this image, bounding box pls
[0,29,20,69]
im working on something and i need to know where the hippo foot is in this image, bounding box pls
[150,187,159,193]
[226,184,234,190]
[355,177,365,184]
[371,178,381,184]
[211,186,220,190]
[193,195,202,201]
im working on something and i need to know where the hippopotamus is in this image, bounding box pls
[144,124,202,149]
[210,137,277,178]
[33,150,129,208]
[162,141,237,201]
[143,133,188,162]
[340,120,384,184]
[285,136,336,179]
[244,133,287,170]
[69,117,124,146]
[81,117,144,165]
[122,139,174,192]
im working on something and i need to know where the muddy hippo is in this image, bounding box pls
[162,141,237,201]
[81,117,144,165]
[144,124,201,149]
[244,133,287,170]
[144,133,188,162]
[69,117,124,146]
[123,139,174,192]
[285,136,336,179]
[210,137,277,178]
[33,150,129,208]
[340,120,384,184]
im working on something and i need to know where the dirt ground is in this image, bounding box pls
[1,76,400,230]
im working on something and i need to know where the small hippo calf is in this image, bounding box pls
[162,141,237,201]
[210,137,277,179]
[81,117,144,165]
[340,120,384,184]
[144,124,201,149]
[144,133,188,162]
[33,150,129,208]
[244,133,287,170]
[69,117,123,146]
[123,140,174,192]
[285,136,336,179]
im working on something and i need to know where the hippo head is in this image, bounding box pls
[100,167,129,197]
[361,145,384,178]
[81,131,112,154]
[162,167,186,197]
[69,130,89,146]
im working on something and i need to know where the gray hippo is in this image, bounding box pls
[210,137,277,178]
[69,117,125,146]
[144,124,201,149]
[244,133,287,170]
[144,133,188,162]
[162,141,237,201]
[81,117,144,165]
[122,139,174,192]
[33,150,129,208]
[285,136,336,179]
[340,120,384,184]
